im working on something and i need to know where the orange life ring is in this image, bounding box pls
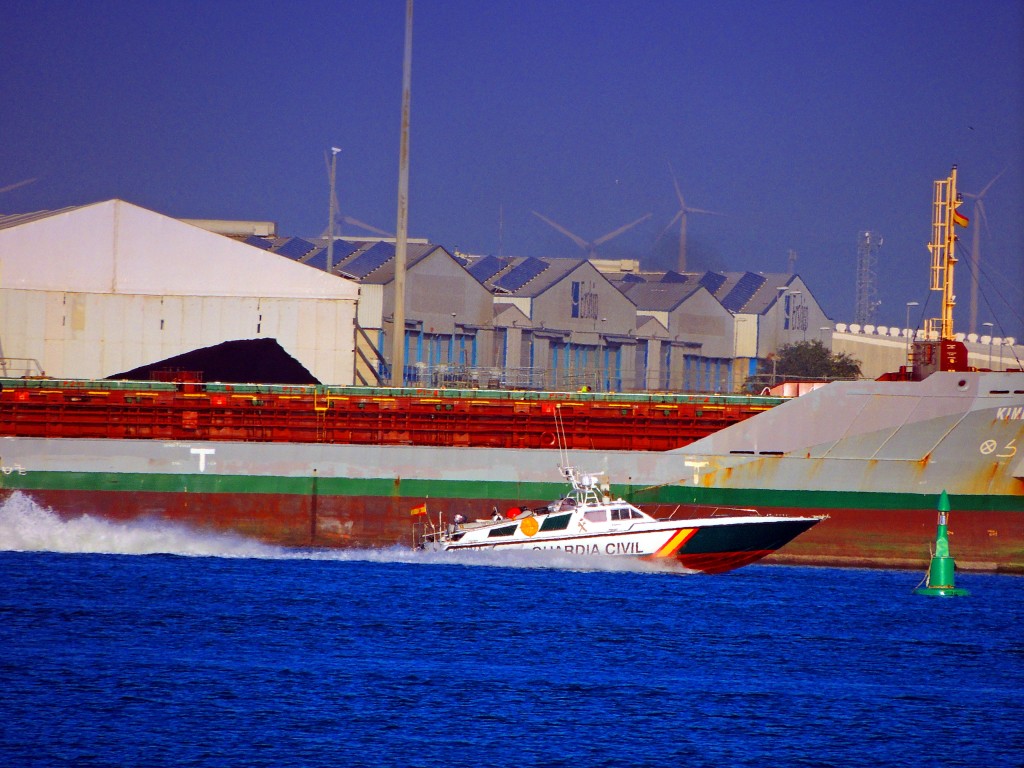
[540,431,556,447]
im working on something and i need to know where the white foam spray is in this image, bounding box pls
[0,492,281,559]
[0,492,676,574]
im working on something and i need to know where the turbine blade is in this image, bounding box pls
[668,162,684,207]
[656,210,683,242]
[344,216,393,238]
[0,177,37,195]
[531,211,589,250]
[593,213,652,246]
[979,164,1010,197]
[684,207,723,216]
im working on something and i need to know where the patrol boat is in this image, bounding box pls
[417,466,825,574]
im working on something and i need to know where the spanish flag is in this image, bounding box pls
[410,503,427,516]
[952,207,969,228]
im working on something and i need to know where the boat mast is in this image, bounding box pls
[390,0,413,387]
[925,165,964,341]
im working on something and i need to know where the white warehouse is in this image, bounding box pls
[0,200,359,383]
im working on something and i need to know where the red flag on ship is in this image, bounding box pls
[410,503,427,516]
[952,207,969,227]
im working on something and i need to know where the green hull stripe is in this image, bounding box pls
[635,484,1023,513]
[2,471,1021,512]
[1,470,565,501]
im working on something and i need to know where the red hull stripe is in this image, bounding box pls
[653,528,697,558]
[676,550,775,574]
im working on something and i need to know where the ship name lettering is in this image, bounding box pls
[996,406,1024,421]
[0,463,27,476]
[605,541,640,555]
[535,543,601,555]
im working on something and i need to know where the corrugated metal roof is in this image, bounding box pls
[720,271,767,313]
[466,254,507,283]
[660,270,690,284]
[0,204,91,231]
[611,270,804,317]
[623,281,702,311]
[338,241,395,278]
[275,237,317,260]
[698,271,727,294]
[492,256,549,293]
[742,273,795,315]
[483,256,588,298]
[244,235,274,250]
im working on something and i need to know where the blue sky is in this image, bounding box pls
[3,0,1022,339]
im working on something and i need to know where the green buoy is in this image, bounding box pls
[913,490,969,597]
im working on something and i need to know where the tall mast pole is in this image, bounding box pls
[390,0,413,387]
[327,147,340,274]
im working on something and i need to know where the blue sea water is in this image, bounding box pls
[0,493,1021,767]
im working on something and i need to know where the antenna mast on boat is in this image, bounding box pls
[391,0,414,387]
[925,165,967,341]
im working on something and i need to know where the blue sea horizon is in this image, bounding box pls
[1,495,1021,767]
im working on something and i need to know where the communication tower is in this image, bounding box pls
[854,231,883,326]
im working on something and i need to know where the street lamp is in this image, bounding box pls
[905,301,919,366]
[983,322,994,369]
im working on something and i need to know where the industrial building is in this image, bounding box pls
[2,198,853,393]
[0,200,358,383]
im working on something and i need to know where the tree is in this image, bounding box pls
[744,340,861,393]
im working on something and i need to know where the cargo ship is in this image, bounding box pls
[1,366,1020,572]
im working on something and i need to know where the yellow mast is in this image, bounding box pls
[925,165,965,341]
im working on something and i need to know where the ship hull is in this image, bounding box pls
[441,519,825,575]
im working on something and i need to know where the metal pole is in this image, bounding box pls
[983,322,994,369]
[450,312,457,366]
[327,147,340,274]
[390,0,413,388]
[905,301,919,367]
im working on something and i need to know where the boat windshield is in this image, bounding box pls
[610,507,642,520]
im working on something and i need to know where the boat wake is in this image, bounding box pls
[0,492,280,559]
[0,493,679,574]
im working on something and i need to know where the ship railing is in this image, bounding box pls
[385,364,604,393]
[413,510,453,549]
[0,357,46,378]
[647,504,762,520]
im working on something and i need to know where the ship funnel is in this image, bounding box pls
[913,490,969,597]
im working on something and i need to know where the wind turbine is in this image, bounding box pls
[962,166,1008,335]
[531,210,652,258]
[321,150,394,240]
[658,164,722,273]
